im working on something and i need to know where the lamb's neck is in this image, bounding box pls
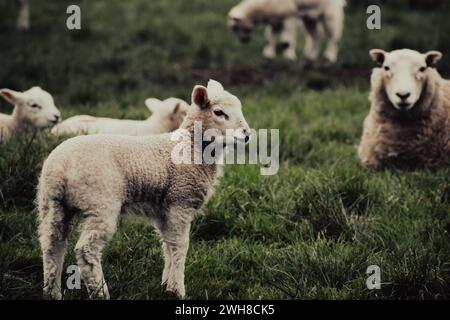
[9,106,28,136]
[142,116,171,135]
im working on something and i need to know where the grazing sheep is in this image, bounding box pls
[37,80,251,299]
[228,0,346,64]
[0,87,61,145]
[51,98,189,136]
[17,0,30,30]
[358,49,450,169]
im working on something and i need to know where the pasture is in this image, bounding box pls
[1,0,450,299]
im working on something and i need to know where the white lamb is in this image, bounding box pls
[37,80,251,299]
[51,98,189,136]
[228,0,346,64]
[0,87,61,145]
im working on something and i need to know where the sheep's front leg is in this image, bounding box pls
[161,207,194,299]
[280,18,298,61]
[17,0,30,30]
[322,10,344,65]
[161,242,172,286]
[302,17,321,65]
[263,25,277,60]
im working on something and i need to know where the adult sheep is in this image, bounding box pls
[228,0,346,64]
[37,80,251,299]
[358,48,450,169]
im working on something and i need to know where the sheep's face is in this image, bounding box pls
[228,7,254,43]
[192,80,251,144]
[370,49,443,111]
[145,97,189,131]
[0,86,61,128]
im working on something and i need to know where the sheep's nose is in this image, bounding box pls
[396,92,411,100]
[52,115,61,123]
[243,128,251,143]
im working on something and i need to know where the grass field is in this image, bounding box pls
[1,0,450,300]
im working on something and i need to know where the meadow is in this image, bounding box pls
[1,0,450,299]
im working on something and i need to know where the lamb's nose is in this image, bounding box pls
[243,128,251,143]
[52,115,61,123]
[396,92,411,100]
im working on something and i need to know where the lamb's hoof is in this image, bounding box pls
[301,58,315,70]
[43,288,62,300]
[166,285,185,300]
[321,58,336,69]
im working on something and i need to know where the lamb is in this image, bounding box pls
[0,87,61,145]
[37,80,251,300]
[228,0,346,64]
[51,97,189,136]
[358,48,450,169]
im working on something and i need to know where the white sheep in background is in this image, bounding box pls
[51,98,189,136]
[17,0,30,30]
[0,87,61,145]
[37,80,251,299]
[359,48,450,169]
[228,0,346,64]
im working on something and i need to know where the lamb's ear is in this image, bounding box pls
[370,49,387,65]
[0,88,24,105]
[192,85,210,109]
[425,51,443,67]
[172,102,180,114]
[145,98,163,113]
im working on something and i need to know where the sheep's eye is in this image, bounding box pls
[30,103,41,109]
[213,109,228,119]
[383,66,390,71]
[419,66,427,72]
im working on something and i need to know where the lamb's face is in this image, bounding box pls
[145,97,189,131]
[192,80,251,144]
[370,49,443,111]
[0,86,61,128]
[228,7,254,43]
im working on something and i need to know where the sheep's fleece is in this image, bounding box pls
[359,49,450,169]
[37,80,250,300]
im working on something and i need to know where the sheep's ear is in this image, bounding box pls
[425,51,443,67]
[370,49,387,65]
[0,88,24,105]
[192,85,210,109]
[207,79,224,93]
[145,98,163,113]
[172,102,181,114]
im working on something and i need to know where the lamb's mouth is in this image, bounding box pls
[396,102,412,110]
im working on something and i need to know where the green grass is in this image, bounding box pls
[1,0,450,300]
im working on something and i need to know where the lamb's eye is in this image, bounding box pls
[30,103,41,109]
[384,66,390,71]
[213,109,228,119]
[419,66,427,72]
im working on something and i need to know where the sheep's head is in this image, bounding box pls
[0,86,61,128]
[370,48,442,111]
[192,79,251,144]
[145,97,189,131]
[228,6,254,43]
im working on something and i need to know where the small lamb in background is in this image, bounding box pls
[0,87,61,145]
[359,48,450,169]
[51,98,188,136]
[228,0,346,64]
[37,80,251,299]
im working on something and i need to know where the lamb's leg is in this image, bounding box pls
[280,18,298,61]
[302,17,321,65]
[160,207,194,299]
[161,242,172,286]
[322,9,344,65]
[263,25,277,60]
[17,0,30,30]
[38,199,71,300]
[75,205,120,300]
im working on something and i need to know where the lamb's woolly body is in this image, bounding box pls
[359,67,450,168]
[37,80,248,300]
[52,98,188,136]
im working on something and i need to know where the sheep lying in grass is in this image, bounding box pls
[37,80,251,299]
[51,98,188,136]
[228,0,346,64]
[358,49,450,169]
[0,87,61,145]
